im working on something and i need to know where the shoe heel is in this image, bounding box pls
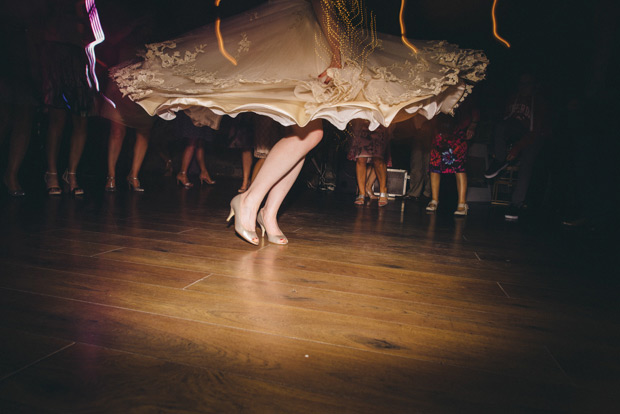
[258,221,266,237]
[226,207,234,222]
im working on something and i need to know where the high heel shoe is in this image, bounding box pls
[200,173,216,186]
[176,172,193,189]
[105,176,117,192]
[378,192,388,207]
[3,176,25,197]
[44,172,62,196]
[127,176,145,192]
[257,209,288,245]
[354,194,365,205]
[226,194,259,245]
[62,170,84,196]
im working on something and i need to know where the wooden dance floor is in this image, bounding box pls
[0,178,618,413]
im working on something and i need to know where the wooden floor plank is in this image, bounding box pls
[0,327,73,380]
[0,342,386,414]
[92,246,620,329]
[46,214,567,284]
[0,290,584,413]
[0,248,208,289]
[0,264,568,383]
[43,227,510,296]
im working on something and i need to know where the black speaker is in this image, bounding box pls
[371,168,409,197]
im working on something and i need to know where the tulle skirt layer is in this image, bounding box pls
[111,0,487,130]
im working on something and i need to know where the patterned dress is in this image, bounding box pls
[429,108,476,174]
[347,119,390,161]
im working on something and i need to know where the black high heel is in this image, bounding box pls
[62,170,84,196]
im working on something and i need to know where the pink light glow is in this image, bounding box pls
[84,0,106,91]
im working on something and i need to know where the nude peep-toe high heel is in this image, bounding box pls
[226,194,259,245]
[257,209,288,245]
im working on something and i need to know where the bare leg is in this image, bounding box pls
[260,158,305,236]
[235,120,323,233]
[46,108,67,174]
[196,141,214,184]
[365,166,375,190]
[239,149,253,192]
[129,129,149,179]
[430,172,441,203]
[355,157,368,196]
[4,104,34,192]
[373,156,388,206]
[45,107,68,189]
[107,121,126,177]
[67,114,87,173]
[456,172,467,204]
[250,157,265,183]
[177,137,196,187]
[65,114,87,192]
[373,157,388,194]
[364,166,378,199]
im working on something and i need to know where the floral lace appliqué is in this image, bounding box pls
[145,41,206,68]
[237,33,251,54]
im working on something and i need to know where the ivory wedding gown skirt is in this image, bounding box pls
[111,0,488,130]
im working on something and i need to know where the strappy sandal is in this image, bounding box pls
[365,189,378,200]
[426,200,438,212]
[378,193,388,207]
[454,203,469,216]
[105,176,116,192]
[44,172,62,196]
[62,170,84,196]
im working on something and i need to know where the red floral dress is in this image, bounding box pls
[429,114,471,174]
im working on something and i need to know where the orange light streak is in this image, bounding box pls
[399,0,417,54]
[215,18,237,65]
[214,0,237,65]
[492,0,511,48]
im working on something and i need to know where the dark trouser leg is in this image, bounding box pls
[408,138,431,197]
[511,138,544,207]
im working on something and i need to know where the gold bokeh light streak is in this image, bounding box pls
[214,0,237,65]
[399,0,418,54]
[492,0,511,48]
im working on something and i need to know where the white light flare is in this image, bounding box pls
[84,0,106,91]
